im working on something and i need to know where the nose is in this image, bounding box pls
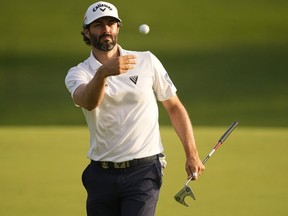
[103,24,111,33]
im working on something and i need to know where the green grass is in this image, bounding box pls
[1,126,287,216]
[0,46,287,126]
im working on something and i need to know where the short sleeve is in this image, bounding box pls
[151,53,177,101]
[65,67,91,98]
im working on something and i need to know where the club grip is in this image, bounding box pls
[219,121,238,143]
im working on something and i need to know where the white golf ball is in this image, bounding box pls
[139,24,150,34]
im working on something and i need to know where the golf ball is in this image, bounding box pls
[139,24,150,34]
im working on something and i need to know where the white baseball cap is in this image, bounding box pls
[83,1,122,26]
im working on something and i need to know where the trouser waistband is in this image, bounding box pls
[91,154,159,169]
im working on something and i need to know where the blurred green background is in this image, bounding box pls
[1,0,287,126]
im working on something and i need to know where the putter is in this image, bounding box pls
[174,121,238,207]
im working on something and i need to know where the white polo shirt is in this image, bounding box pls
[65,46,177,162]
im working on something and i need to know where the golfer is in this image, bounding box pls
[65,1,205,215]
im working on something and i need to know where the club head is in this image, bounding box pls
[174,185,196,207]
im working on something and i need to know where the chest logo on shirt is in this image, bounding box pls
[129,76,138,85]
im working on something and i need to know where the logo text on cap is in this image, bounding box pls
[93,3,113,12]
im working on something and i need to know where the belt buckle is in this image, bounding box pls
[101,161,109,169]
[114,161,130,169]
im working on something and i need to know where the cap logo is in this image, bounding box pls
[92,3,113,12]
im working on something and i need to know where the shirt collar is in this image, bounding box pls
[88,45,125,71]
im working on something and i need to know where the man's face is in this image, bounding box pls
[87,17,120,51]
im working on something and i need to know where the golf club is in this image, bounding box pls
[174,121,238,207]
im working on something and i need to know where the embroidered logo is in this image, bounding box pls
[101,162,109,169]
[129,76,138,85]
[68,80,77,89]
[164,73,173,86]
[93,3,113,12]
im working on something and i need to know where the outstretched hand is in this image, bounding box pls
[101,55,137,76]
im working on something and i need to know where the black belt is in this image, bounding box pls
[91,155,158,169]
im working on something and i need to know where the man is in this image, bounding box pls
[65,1,205,216]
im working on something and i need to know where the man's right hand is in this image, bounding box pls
[99,55,137,77]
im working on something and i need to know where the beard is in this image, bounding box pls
[90,33,117,52]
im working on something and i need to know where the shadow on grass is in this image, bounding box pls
[0,45,287,126]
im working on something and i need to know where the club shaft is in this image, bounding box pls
[219,121,238,143]
[202,147,217,164]
[185,121,238,185]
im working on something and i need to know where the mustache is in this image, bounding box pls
[99,33,113,40]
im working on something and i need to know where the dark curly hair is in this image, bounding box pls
[81,26,92,46]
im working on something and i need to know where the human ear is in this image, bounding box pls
[83,28,90,39]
